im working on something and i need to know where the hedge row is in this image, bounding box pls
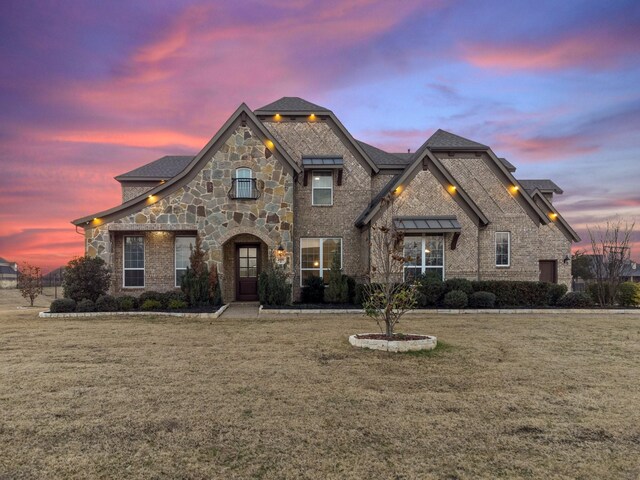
[50,291,193,313]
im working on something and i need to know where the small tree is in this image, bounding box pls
[63,256,111,302]
[324,251,348,303]
[181,236,210,307]
[17,263,43,306]
[588,220,635,306]
[362,194,417,337]
[209,263,222,306]
[257,257,291,306]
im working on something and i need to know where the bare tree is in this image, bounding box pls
[17,262,43,307]
[588,220,635,306]
[363,194,417,337]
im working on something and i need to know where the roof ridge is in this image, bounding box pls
[255,96,330,113]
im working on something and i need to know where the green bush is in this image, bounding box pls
[444,278,473,295]
[470,280,549,307]
[324,252,349,304]
[414,274,445,307]
[443,290,468,308]
[50,298,76,313]
[547,284,568,306]
[168,299,188,310]
[587,282,613,306]
[468,291,496,308]
[139,291,164,306]
[354,283,366,306]
[140,299,163,311]
[301,275,325,303]
[75,299,95,312]
[62,256,111,302]
[345,276,357,304]
[617,282,640,307]
[95,294,119,312]
[557,292,594,308]
[117,295,138,311]
[258,259,291,306]
[163,291,187,307]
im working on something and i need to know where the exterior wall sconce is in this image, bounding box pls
[275,245,287,265]
[563,254,570,264]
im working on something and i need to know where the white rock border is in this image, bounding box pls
[39,304,228,319]
[349,333,437,353]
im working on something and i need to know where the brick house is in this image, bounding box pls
[72,97,580,302]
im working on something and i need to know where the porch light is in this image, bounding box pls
[275,245,287,265]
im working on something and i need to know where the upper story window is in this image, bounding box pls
[495,232,510,267]
[123,236,144,287]
[175,236,196,287]
[403,235,444,282]
[235,168,253,198]
[312,170,333,206]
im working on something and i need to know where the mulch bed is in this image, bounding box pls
[355,333,428,341]
[262,303,363,310]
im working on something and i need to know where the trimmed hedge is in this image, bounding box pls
[95,295,119,312]
[75,299,95,312]
[445,278,473,295]
[117,295,138,311]
[468,291,496,309]
[50,298,76,313]
[617,282,640,307]
[557,292,594,308]
[443,290,468,308]
[301,275,325,303]
[141,299,163,311]
[547,283,568,306]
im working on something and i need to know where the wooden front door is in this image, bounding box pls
[236,245,259,301]
[539,260,557,283]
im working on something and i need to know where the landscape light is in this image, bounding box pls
[274,114,282,121]
[309,114,316,121]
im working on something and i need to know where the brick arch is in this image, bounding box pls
[217,226,276,248]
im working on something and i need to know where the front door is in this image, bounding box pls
[539,260,557,283]
[236,245,259,301]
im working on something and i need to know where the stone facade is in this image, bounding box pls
[81,104,577,302]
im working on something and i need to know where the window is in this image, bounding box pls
[496,232,510,267]
[403,235,444,282]
[235,168,253,198]
[300,238,341,285]
[123,236,144,287]
[175,236,196,287]
[312,171,333,206]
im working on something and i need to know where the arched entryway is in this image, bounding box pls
[222,234,269,301]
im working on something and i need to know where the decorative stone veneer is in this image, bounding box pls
[86,125,294,300]
[264,120,373,298]
[121,183,158,203]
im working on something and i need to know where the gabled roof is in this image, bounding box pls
[356,141,412,167]
[115,155,193,182]
[519,179,563,195]
[529,189,580,242]
[255,97,330,114]
[424,129,489,150]
[73,103,300,226]
[0,265,17,275]
[498,157,516,172]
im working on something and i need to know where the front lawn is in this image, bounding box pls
[1,310,639,478]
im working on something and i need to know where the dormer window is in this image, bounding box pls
[312,171,333,206]
[229,168,259,199]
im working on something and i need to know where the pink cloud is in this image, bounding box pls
[492,133,599,160]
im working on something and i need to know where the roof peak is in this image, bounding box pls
[425,129,489,149]
[255,97,330,113]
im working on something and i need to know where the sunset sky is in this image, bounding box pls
[1,0,639,272]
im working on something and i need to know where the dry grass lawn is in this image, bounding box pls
[0,291,639,479]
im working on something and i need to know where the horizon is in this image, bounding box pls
[1,0,639,273]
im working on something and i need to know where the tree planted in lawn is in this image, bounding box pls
[363,194,417,337]
[62,256,111,302]
[17,262,43,306]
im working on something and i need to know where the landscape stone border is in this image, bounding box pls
[259,306,640,315]
[349,333,437,353]
[39,304,228,319]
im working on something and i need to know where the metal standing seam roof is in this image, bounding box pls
[301,157,344,167]
[394,216,462,232]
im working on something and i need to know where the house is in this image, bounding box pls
[72,97,580,302]
[0,257,18,289]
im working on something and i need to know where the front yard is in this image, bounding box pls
[1,303,639,478]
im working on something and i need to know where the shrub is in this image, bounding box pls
[301,275,325,303]
[443,290,468,309]
[444,278,473,295]
[62,256,111,302]
[324,252,349,304]
[139,291,164,306]
[258,258,291,306]
[557,292,594,308]
[117,295,138,311]
[345,275,357,304]
[50,298,76,313]
[168,299,188,310]
[547,284,568,306]
[95,294,119,312]
[354,283,366,305]
[414,274,445,307]
[617,282,640,307]
[180,236,210,307]
[209,263,223,306]
[587,282,612,306]
[468,291,496,309]
[163,291,187,307]
[75,299,95,312]
[140,299,163,311]
[470,280,549,307]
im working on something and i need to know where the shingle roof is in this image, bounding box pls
[356,141,413,167]
[498,157,516,172]
[0,265,16,275]
[425,129,489,149]
[115,155,193,181]
[255,97,330,113]
[519,179,563,194]
[394,216,462,232]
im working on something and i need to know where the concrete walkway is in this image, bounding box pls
[219,302,260,319]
